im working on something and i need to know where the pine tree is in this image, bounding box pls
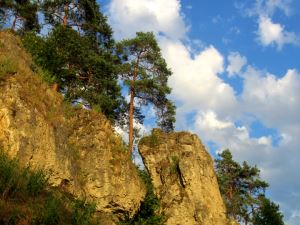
[43,0,113,43]
[215,149,268,224]
[253,196,285,225]
[117,32,176,153]
[22,24,123,123]
[0,0,39,32]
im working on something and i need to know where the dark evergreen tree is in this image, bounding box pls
[0,0,39,32]
[117,32,176,152]
[22,25,123,123]
[215,149,268,224]
[253,197,285,225]
[42,0,113,45]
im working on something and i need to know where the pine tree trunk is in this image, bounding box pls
[11,16,17,30]
[128,56,140,154]
[63,3,69,26]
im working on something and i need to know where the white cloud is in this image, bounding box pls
[242,0,298,49]
[160,39,238,119]
[197,111,232,130]
[226,52,247,77]
[246,0,293,17]
[257,16,298,49]
[107,0,187,40]
[242,67,300,128]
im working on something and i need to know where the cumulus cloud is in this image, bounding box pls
[242,0,298,49]
[247,0,293,17]
[257,16,298,49]
[226,52,247,77]
[242,67,300,128]
[107,0,187,40]
[160,39,238,119]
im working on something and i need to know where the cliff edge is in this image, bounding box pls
[0,31,145,223]
[139,129,228,225]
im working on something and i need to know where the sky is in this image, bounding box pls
[98,0,300,224]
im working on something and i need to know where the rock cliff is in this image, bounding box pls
[0,31,230,224]
[139,129,228,225]
[0,31,145,223]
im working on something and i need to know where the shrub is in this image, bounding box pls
[26,169,48,196]
[71,199,97,225]
[119,170,164,225]
[170,156,179,174]
[0,150,47,198]
[33,196,62,225]
[0,151,21,198]
[0,58,17,78]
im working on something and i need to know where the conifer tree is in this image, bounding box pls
[117,32,176,153]
[43,0,113,43]
[215,149,269,224]
[0,0,39,32]
[253,197,285,225]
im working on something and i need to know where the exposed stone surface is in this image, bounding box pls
[0,31,145,222]
[139,129,228,225]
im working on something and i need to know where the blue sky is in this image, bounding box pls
[98,0,300,224]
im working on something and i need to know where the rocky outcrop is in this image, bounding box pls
[0,31,145,223]
[139,129,228,225]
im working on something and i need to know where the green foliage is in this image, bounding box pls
[215,149,283,224]
[22,25,124,123]
[0,0,40,32]
[0,150,99,224]
[71,199,97,225]
[119,170,164,225]
[117,31,176,145]
[149,131,159,148]
[0,58,17,77]
[253,197,285,225]
[0,150,47,198]
[33,196,62,225]
[170,156,179,174]
[27,169,48,197]
[0,151,20,198]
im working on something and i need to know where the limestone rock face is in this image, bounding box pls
[139,129,228,225]
[0,31,145,222]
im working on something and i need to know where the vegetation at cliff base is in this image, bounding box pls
[119,169,164,225]
[215,149,285,225]
[0,150,99,225]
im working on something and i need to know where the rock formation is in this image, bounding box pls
[0,31,231,224]
[0,31,145,223]
[139,129,228,225]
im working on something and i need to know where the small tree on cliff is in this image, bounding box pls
[117,32,176,153]
[253,196,285,225]
[215,149,269,224]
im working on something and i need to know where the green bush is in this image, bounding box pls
[33,196,62,225]
[71,199,97,225]
[0,150,99,224]
[0,151,21,198]
[170,156,179,174]
[0,151,47,198]
[119,170,164,225]
[26,169,48,196]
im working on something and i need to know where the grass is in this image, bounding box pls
[170,155,179,174]
[0,150,99,225]
[140,130,160,148]
[0,57,17,78]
